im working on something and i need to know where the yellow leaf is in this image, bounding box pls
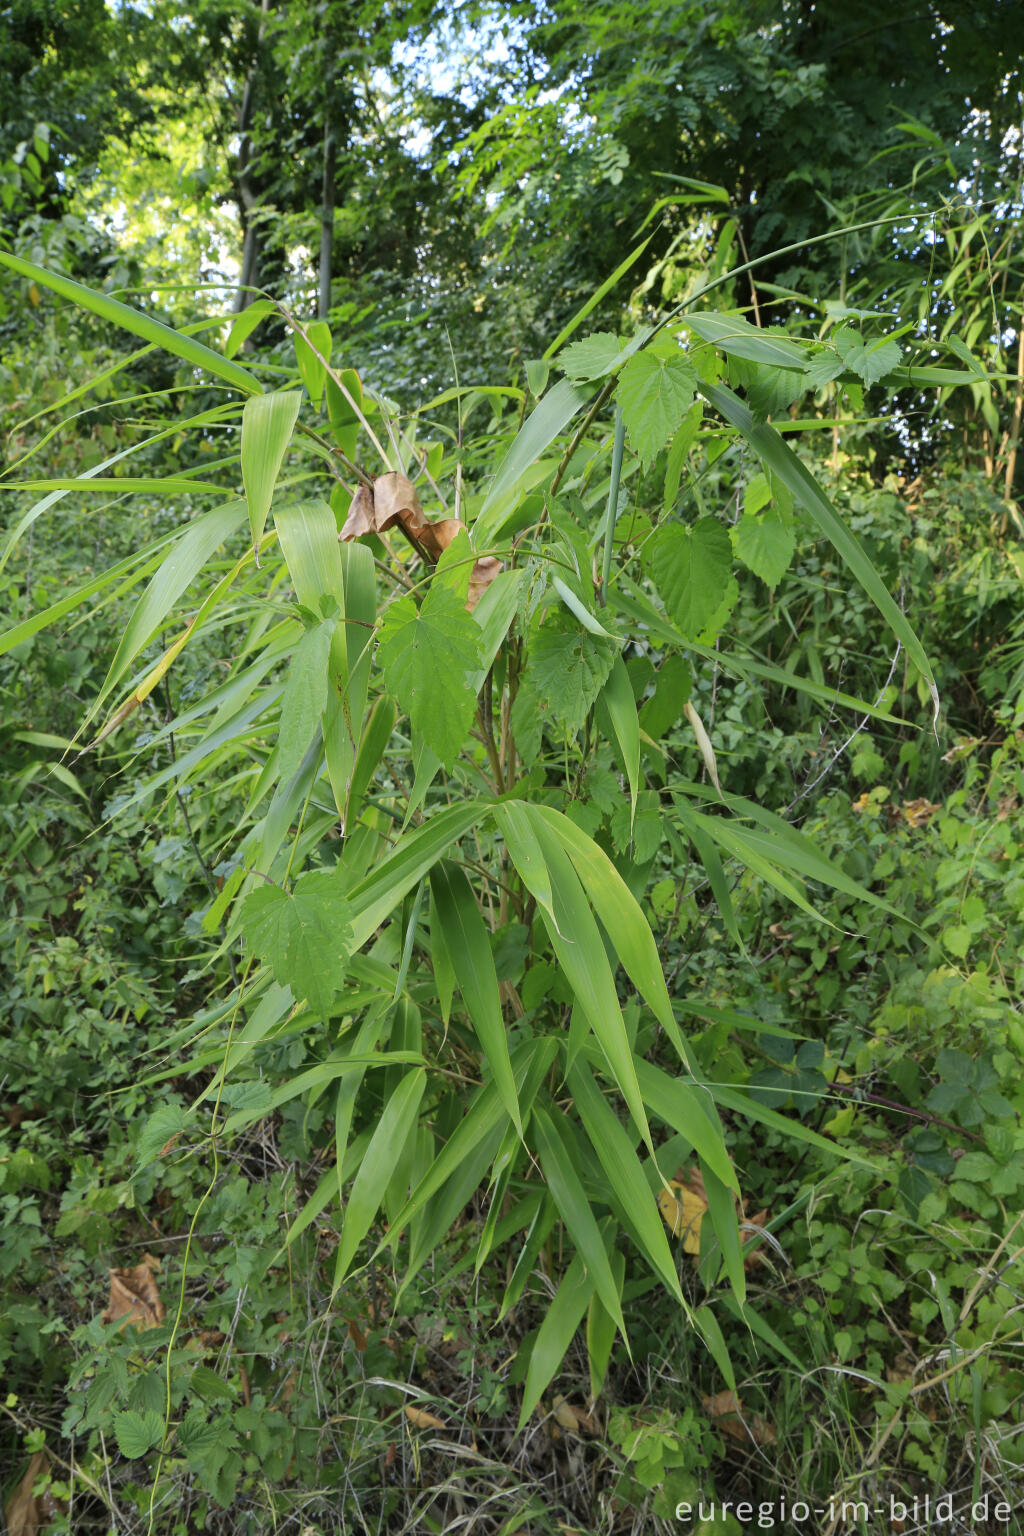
[657,1179,707,1253]
[404,1405,446,1431]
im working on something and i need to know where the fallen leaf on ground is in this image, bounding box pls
[4,1450,68,1536]
[703,1389,776,1446]
[404,1405,446,1431]
[101,1256,165,1331]
[902,797,940,828]
[658,1167,709,1254]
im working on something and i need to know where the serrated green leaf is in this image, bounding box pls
[377,586,481,766]
[114,1409,164,1459]
[732,512,795,590]
[663,399,702,514]
[135,1104,187,1168]
[509,620,615,763]
[241,867,353,1018]
[617,348,697,465]
[649,516,732,637]
[835,329,903,386]
[557,331,625,381]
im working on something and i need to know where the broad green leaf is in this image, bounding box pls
[477,378,586,535]
[429,861,521,1134]
[276,614,334,785]
[241,391,301,552]
[834,328,903,386]
[334,1068,426,1283]
[378,584,481,765]
[649,516,732,637]
[96,501,248,711]
[114,1410,164,1458]
[531,1106,627,1337]
[241,866,353,1018]
[0,249,261,396]
[568,1058,684,1303]
[701,381,938,717]
[135,1104,188,1168]
[617,347,697,466]
[510,620,615,762]
[732,511,795,590]
[557,331,626,381]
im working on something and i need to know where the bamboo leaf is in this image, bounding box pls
[241,391,302,554]
[334,1068,426,1284]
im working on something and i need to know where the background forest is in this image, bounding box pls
[2,1,1024,1532]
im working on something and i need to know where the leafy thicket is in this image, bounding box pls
[3,5,1024,1533]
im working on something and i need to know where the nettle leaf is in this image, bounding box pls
[377,585,482,765]
[649,516,732,637]
[733,512,795,591]
[558,331,625,381]
[617,346,697,465]
[834,328,903,386]
[114,1409,164,1459]
[511,620,616,764]
[136,1103,188,1167]
[242,867,353,1018]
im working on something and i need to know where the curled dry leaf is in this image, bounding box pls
[340,473,501,611]
[101,1255,165,1331]
[4,1450,68,1536]
[703,1389,776,1446]
[404,1404,446,1431]
[657,1174,708,1254]
[902,797,940,828]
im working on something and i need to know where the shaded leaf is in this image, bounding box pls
[377,586,482,765]
[732,510,795,590]
[618,347,697,466]
[649,516,732,638]
[241,867,354,1019]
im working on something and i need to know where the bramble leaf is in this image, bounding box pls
[618,347,697,465]
[649,516,732,636]
[732,512,795,590]
[377,585,482,765]
[114,1409,164,1459]
[510,620,616,763]
[242,867,353,1018]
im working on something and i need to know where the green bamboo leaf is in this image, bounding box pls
[96,500,248,711]
[632,1058,737,1191]
[0,249,261,395]
[518,1251,595,1428]
[346,801,487,952]
[504,809,652,1152]
[699,1162,746,1302]
[586,1246,626,1401]
[542,235,653,360]
[0,476,226,495]
[429,861,522,1135]
[680,310,809,370]
[568,1058,684,1303]
[477,378,587,536]
[225,299,275,358]
[334,1067,426,1284]
[346,694,396,830]
[531,1105,627,1338]
[596,654,640,826]
[276,613,334,786]
[694,1305,737,1392]
[294,319,332,407]
[241,391,302,554]
[701,381,938,718]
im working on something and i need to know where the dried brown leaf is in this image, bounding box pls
[657,1170,708,1254]
[101,1257,165,1331]
[340,483,375,540]
[703,1389,776,1446]
[552,1395,581,1432]
[373,472,424,534]
[404,1405,446,1431]
[4,1450,68,1536]
[902,797,940,828]
[468,555,502,612]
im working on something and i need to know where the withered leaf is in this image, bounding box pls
[4,1450,68,1536]
[467,554,502,612]
[371,471,424,534]
[101,1256,165,1332]
[902,797,940,828]
[703,1389,776,1446]
[657,1169,708,1254]
[404,1405,446,1431]
[340,483,375,540]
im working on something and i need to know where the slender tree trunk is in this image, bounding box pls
[1004,308,1024,501]
[232,0,272,314]
[318,126,336,321]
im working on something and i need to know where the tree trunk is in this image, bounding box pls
[318,126,337,321]
[232,0,272,315]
